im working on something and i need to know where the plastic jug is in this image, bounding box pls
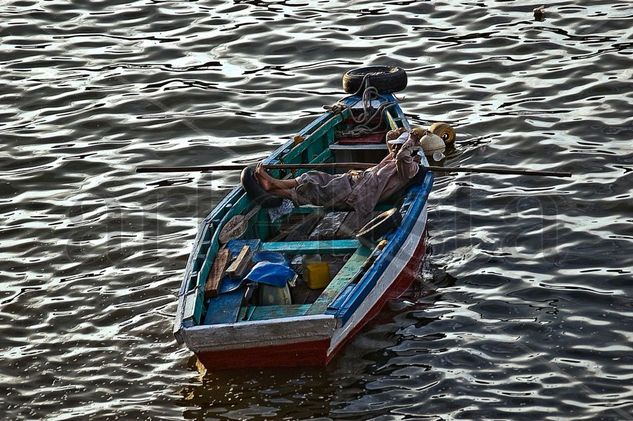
[303,255,330,289]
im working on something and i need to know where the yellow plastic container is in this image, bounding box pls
[305,261,330,289]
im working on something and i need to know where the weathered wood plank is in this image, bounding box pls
[205,248,230,298]
[185,314,337,352]
[283,114,343,163]
[247,304,311,321]
[326,283,356,313]
[311,148,333,167]
[226,245,253,278]
[306,246,371,315]
[260,239,360,254]
[226,239,261,257]
[203,289,244,325]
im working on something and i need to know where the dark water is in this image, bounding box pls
[2,0,632,419]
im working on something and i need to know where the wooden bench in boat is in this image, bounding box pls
[225,238,360,255]
[243,304,311,321]
[260,239,360,254]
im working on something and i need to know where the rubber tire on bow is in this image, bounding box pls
[342,66,408,95]
[356,208,403,245]
[240,165,283,209]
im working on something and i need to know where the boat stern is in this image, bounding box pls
[180,314,338,370]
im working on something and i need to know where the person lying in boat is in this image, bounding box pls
[255,127,426,216]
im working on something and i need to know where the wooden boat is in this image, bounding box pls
[173,67,436,370]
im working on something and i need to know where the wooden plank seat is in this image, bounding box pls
[245,304,311,321]
[260,239,360,254]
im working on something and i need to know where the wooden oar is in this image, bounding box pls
[136,162,572,178]
[218,205,261,244]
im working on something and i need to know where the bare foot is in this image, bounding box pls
[255,163,273,191]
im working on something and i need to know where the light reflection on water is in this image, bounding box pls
[1,0,632,419]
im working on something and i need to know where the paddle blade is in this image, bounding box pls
[219,215,247,244]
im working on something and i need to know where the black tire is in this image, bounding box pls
[240,165,283,209]
[356,208,402,245]
[342,66,408,95]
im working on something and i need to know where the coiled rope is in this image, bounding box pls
[325,74,396,138]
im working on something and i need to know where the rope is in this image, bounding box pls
[327,74,396,138]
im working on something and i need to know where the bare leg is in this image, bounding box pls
[274,178,299,189]
[256,164,298,191]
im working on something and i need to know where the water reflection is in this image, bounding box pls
[1,0,632,419]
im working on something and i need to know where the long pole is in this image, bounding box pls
[136,162,572,178]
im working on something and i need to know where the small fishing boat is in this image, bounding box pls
[173,67,450,370]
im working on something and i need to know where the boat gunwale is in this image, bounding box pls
[333,173,434,323]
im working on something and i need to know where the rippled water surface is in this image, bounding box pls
[2,0,632,419]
